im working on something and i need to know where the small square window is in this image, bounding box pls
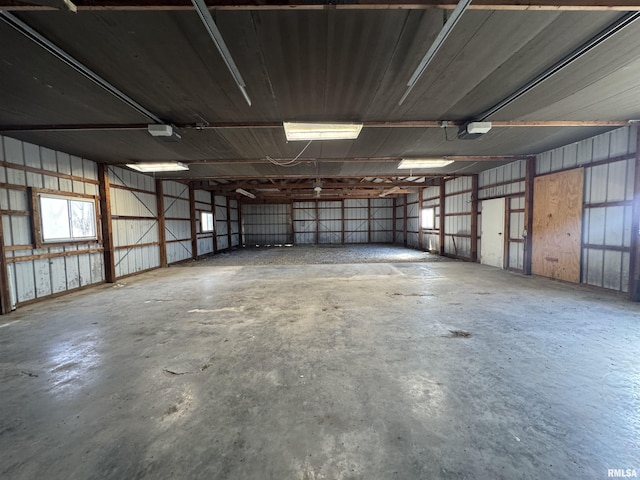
[201,212,214,233]
[421,207,435,230]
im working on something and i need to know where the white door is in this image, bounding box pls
[481,198,506,269]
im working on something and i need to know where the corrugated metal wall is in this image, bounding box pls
[0,135,241,312]
[246,199,396,245]
[230,199,240,247]
[0,135,104,308]
[443,177,473,258]
[370,198,394,243]
[195,190,214,256]
[215,195,229,251]
[537,126,637,292]
[344,199,368,243]
[394,196,405,245]
[242,204,291,245]
[406,193,419,249]
[292,201,316,244]
[479,160,526,271]
[109,166,160,278]
[318,201,342,244]
[422,186,440,252]
[162,180,192,264]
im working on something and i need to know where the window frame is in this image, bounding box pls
[30,188,100,248]
[200,211,214,233]
[421,207,436,231]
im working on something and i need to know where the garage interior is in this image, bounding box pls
[1,1,640,478]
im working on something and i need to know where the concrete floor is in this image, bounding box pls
[1,245,639,479]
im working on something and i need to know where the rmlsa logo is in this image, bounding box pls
[608,469,638,478]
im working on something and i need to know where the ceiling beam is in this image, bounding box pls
[1,1,639,11]
[186,155,524,165]
[200,180,433,190]
[0,120,630,133]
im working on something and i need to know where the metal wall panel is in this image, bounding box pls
[293,201,316,244]
[406,193,419,249]
[214,195,229,250]
[0,135,106,308]
[162,181,191,264]
[195,190,214,256]
[110,166,161,277]
[243,204,291,245]
[537,126,637,292]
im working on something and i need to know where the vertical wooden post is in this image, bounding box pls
[155,179,167,268]
[503,198,510,269]
[226,196,232,249]
[628,130,640,301]
[341,199,345,245]
[418,187,424,250]
[238,200,244,247]
[392,197,397,245]
[0,211,12,314]
[315,199,320,244]
[439,179,446,255]
[470,175,478,262]
[368,198,372,244]
[289,202,295,244]
[523,156,536,275]
[189,183,198,259]
[98,164,116,282]
[403,196,408,247]
[211,191,218,254]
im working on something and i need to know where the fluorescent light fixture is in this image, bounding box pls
[236,188,256,199]
[283,122,363,141]
[398,159,454,169]
[126,162,189,172]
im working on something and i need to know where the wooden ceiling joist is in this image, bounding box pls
[201,180,431,191]
[1,0,639,11]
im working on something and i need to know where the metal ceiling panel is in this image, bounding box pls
[1,6,638,186]
[0,21,150,125]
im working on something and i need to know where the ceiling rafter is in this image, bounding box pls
[199,179,432,191]
[1,0,639,11]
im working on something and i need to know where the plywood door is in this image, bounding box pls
[481,198,506,269]
[532,168,584,283]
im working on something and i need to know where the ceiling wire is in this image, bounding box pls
[266,140,313,167]
[443,126,457,142]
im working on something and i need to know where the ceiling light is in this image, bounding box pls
[126,162,189,173]
[283,122,363,141]
[398,159,454,169]
[236,188,256,199]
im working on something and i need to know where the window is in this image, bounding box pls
[201,212,214,233]
[34,192,98,245]
[421,207,435,230]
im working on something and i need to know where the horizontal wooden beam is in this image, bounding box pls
[201,180,428,191]
[192,173,446,181]
[0,120,631,133]
[1,1,639,11]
